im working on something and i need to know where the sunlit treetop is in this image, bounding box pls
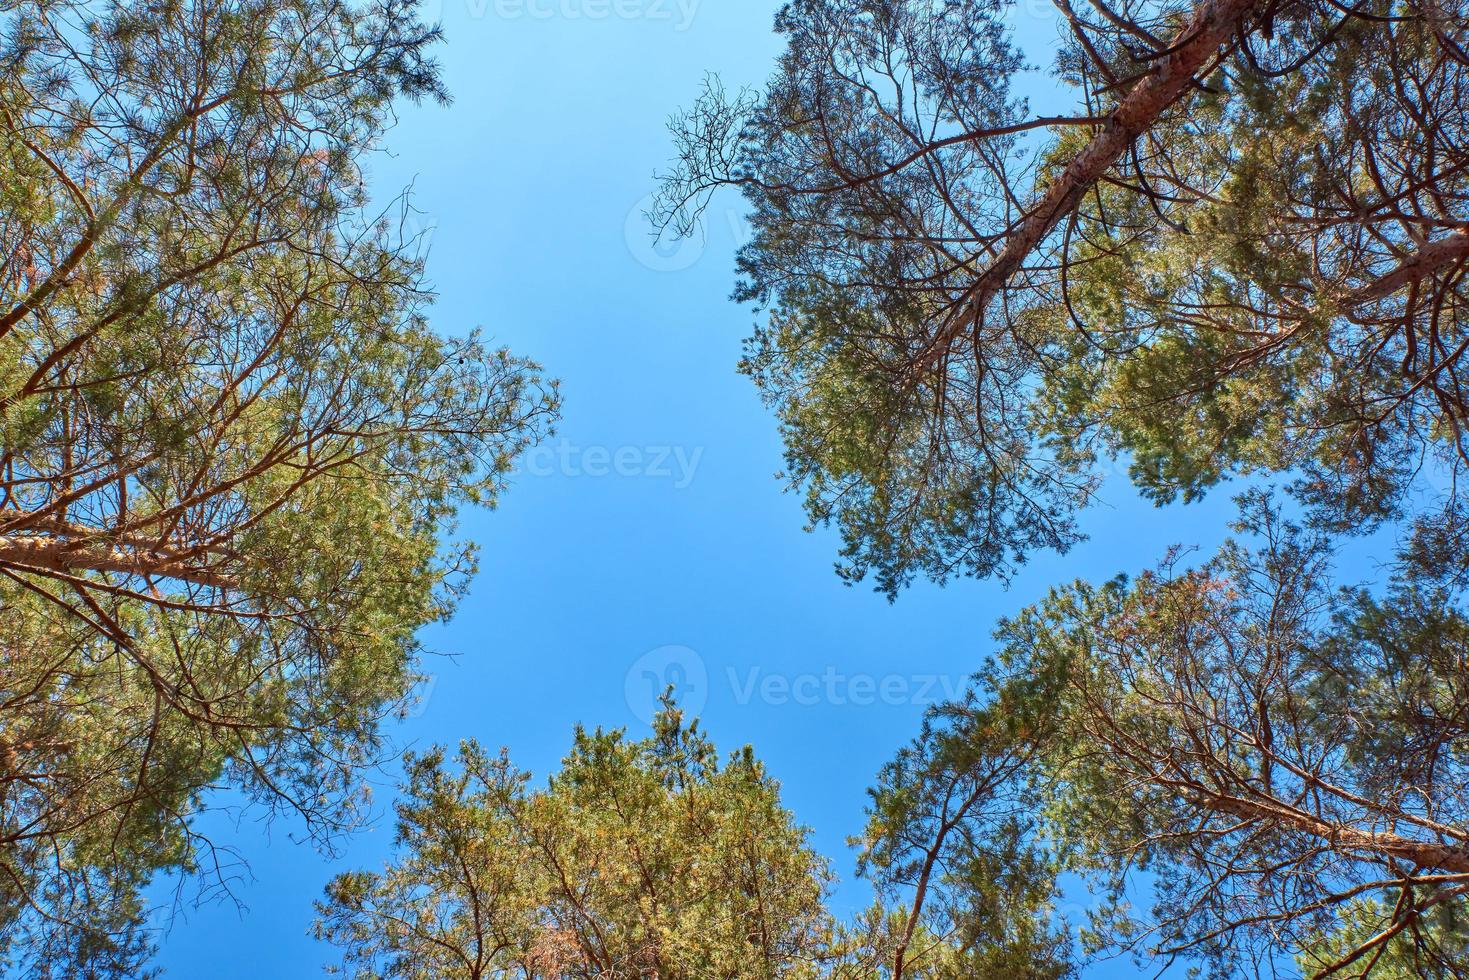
[656,0,1469,596]
[0,0,556,969]
[861,494,1469,977]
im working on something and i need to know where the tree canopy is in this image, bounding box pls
[4,0,1469,974]
[317,697,1071,980]
[652,2,1469,974]
[0,0,555,970]
[316,699,839,980]
[656,0,1469,595]
[861,496,1469,977]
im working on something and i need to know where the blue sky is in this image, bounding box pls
[146,2,1351,974]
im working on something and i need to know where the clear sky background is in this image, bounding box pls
[143,1,1396,975]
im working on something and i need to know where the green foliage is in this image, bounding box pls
[1296,899,1469,978]
[0,0,556,968]
[863,495,1469,976]
[659,0,1469,593]
[1038,10,1464,524]
[858,659,1079,978]
[317,698,840,980]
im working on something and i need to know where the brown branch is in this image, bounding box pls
[1200,791,1469,874]
[0,535,236,590]
[1343,229,1469,307]
[913,0,1266,374]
